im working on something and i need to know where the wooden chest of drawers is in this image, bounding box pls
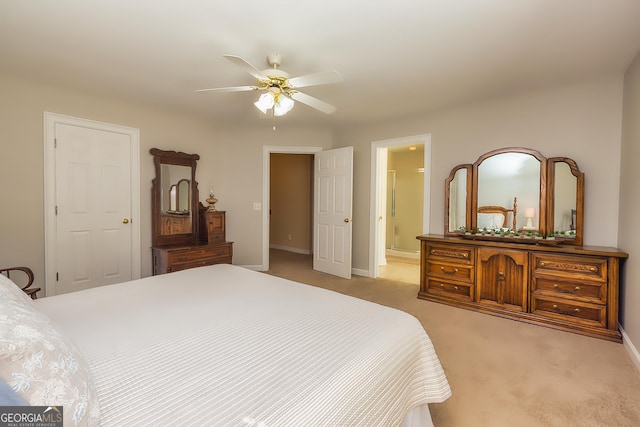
[199,210,226,244]
[422,242,476,301]
[530,253,609,329]
[152,242,233,275]
[418,235,627,342]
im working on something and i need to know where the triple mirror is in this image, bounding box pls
[445,147,584,245]
[151,148,200,246]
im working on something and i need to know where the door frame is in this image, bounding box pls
[262,145,323,272]
[44,112,141,296]
[369,134,432,278]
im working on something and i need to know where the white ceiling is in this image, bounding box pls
[2,1,640,128]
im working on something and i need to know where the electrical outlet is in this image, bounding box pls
[288,234,292,241]
[253,202,261,211]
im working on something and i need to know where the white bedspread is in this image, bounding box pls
[35,264,450,426]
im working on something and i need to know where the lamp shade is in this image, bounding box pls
[254,93,275,114]
[274,95,294,116]
[525,208,535,218]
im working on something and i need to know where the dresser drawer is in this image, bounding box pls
[531,295,606,328]
[167,243,232,265]
[531,253,607,282]
[425,260,475,284]
[425,278,472,301]
[531,276,606,304]
[166,256,231,273]
[425,243,475,265]
[153,243,233,275]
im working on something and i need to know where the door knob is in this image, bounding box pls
[122,218,130,224]
[344,218,352,223]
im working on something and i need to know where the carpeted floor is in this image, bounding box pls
[378,254,420,285]
[266,249,640,427]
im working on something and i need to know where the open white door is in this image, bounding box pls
[313,147,353,279]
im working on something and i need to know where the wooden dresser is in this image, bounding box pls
[150,149,233,276]
[152,209,232,275]
[199,210,226,244]
[417,235,628,342]
[152,241,233,274]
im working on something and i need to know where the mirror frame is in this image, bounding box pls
[169,178,191,213]
[444,164,472,234]
[444,147,584,246]
[547,157,584,246]
[150,148,200,247]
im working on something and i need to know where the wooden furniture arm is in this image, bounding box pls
[0,266,40,299]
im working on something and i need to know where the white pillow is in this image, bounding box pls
[0,273,100,426]
[0,272,33,304]
[477,213,505,230]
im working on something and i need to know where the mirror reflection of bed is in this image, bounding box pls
[477,197,517,231]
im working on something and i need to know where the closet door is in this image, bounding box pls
[476,247,528,312]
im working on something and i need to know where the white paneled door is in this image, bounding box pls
[54,123,133,294]
[313,147,353,279]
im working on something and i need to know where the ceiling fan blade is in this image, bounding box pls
[222,54,270,81]
[288,70,343,88]
[196,85,257,93]
[290,91,337,114]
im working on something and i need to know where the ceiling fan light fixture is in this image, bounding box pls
[254,92,275,114]
[201,53,340,118]
[273,94,294,116]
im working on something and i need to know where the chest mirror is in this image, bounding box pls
[151,148,200,246]
[445,147,583,246]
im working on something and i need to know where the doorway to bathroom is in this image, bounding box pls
[370,134,431,283]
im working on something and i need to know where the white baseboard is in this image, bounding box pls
[352,267,370,277]
[385,249,420,259]
[621,326,640,374]
[269,244,312,255]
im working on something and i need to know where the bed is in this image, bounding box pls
[477,197,517,231]
[1,264,450,426]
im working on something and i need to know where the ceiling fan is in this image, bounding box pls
[197,53,343,116]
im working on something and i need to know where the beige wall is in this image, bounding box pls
[201,126,332,267]
[1,70,634,349]
[620,49,640,351]
[269,153,313,252]
[0,72,333,280]
[335,75,624,270]
[3,71,624,279]
[0,73,220,282]
[1,63,637,358]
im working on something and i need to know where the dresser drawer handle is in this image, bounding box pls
[439,283,459,291]
[440,267,459,275]
[430,249,468,259]
[552,304,581,316]
[553,284,581,294]
[540,261,598,274]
